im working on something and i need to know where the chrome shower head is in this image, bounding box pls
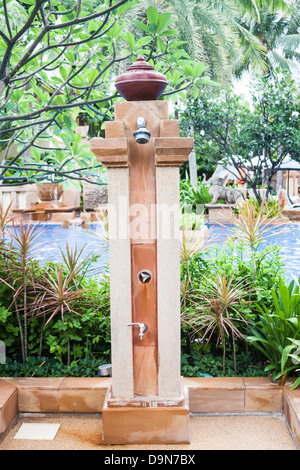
[133,117,151,144]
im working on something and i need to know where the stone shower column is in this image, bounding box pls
[89,55,193,445]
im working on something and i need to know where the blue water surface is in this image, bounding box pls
[8,223,109,276]
[7,222,300,282]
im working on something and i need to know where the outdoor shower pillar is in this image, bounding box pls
[90,56,193,444]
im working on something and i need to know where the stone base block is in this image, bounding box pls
[283,209,300,221]
[284,388,300,448]
[207,204,235,224]
[102,386,190,445]
[0,379,18,435]
[52,212,74,223]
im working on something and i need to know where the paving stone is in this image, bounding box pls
[13,423,60,440]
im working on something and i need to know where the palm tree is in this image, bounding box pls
[162,0,242,83]
[124,0,300,83]
[123,0,264,84]
[234,0,300,77]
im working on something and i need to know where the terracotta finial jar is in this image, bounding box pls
[115,55,168,101]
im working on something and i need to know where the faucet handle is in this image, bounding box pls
[138,270,151,284]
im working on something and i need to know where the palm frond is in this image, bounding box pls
[275,34,300,53]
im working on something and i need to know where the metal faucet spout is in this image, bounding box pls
[128,322,147,340]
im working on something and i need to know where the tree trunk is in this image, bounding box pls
[279,372,287,386]
[251,185,262,205]
[39,314,46,359]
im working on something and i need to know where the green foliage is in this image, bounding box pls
[179,72,300,204]
[182,243,285,312]
[0,356,104,377]
[234,0,300,77]
[248,278,300,383]
[240,197,281,219]
[180,176,211,212]
[0,212,111,367]
[0,266,111,366]
[285,338,300,390]
[0,307,18,350]
[179,195,300,387]
[0,265,111,362]
[180,88,251,170]
[1,225,298,384]
[0,2,215,187]
[126,0,283,85]
[180,231,287,377]
[181,349,267,378]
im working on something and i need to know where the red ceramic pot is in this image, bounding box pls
[115,55,168,101]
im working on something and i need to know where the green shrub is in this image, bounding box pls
[180,176,211,212]
[248,277,300,385]
[181,349,267,377]
[0,233,111,366]
[181,243,285,317]
[180,240,286,375]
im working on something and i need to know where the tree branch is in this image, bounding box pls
[0,112,60,176]
[3,0,12,39]
[0,92,119,123]
[0,0,47,80]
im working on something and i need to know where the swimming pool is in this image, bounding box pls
[7,222,300,282]
[8,223,109,276]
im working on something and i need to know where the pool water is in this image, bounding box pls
[7,222,300,282]
[8,224,109,276]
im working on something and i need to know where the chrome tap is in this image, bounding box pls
[133,117,151,144]
[128,322,147,340]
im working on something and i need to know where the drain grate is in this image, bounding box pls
[13,423,60,440]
